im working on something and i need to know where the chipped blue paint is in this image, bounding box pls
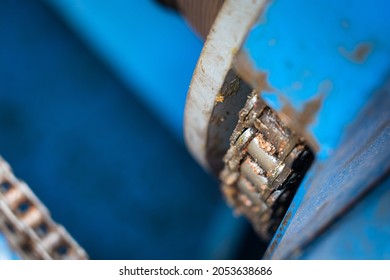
[244,0,390,160]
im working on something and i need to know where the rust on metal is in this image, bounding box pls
[232,49,324,153]
[280,87,327,152]
[339,42,373,63]
[233,51,274,93]
[220,92,314,240]
[215,94,225,103]
[0,157,88,259]
[281,211,292,228]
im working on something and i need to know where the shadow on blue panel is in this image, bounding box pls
[0,0,224,259]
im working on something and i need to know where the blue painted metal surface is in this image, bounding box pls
[244,0,390,160]
[300,175,390,259]
[241,0,390,259]
[0,0,247,259]
[42,0,249,258]
[265,76,390,259]
[0,234,18,260]
[2,0,389,260]
[45,0,202,142]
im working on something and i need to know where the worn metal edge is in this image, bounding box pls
[183,0,267,172]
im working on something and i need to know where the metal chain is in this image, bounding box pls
[0,90,312,257]
[220,91,314,241]
[0,157,88,259]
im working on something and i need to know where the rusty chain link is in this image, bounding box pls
[0,157,88,259]
[220,91,314,241]
[0,90,313,257]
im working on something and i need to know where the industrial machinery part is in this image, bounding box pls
[265,78,390,259]
[184,0,267,174]
[183,0,309,240]
[182,0,390,251]
[0,157,87,260]
[220,92,314,240]
[1,0,389,260]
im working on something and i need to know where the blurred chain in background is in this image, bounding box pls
[0,0,255,260]
[1,0,389,260]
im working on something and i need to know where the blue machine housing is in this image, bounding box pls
[242,0,390,259]
[1,0,389,259]
[0,0,247,259]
